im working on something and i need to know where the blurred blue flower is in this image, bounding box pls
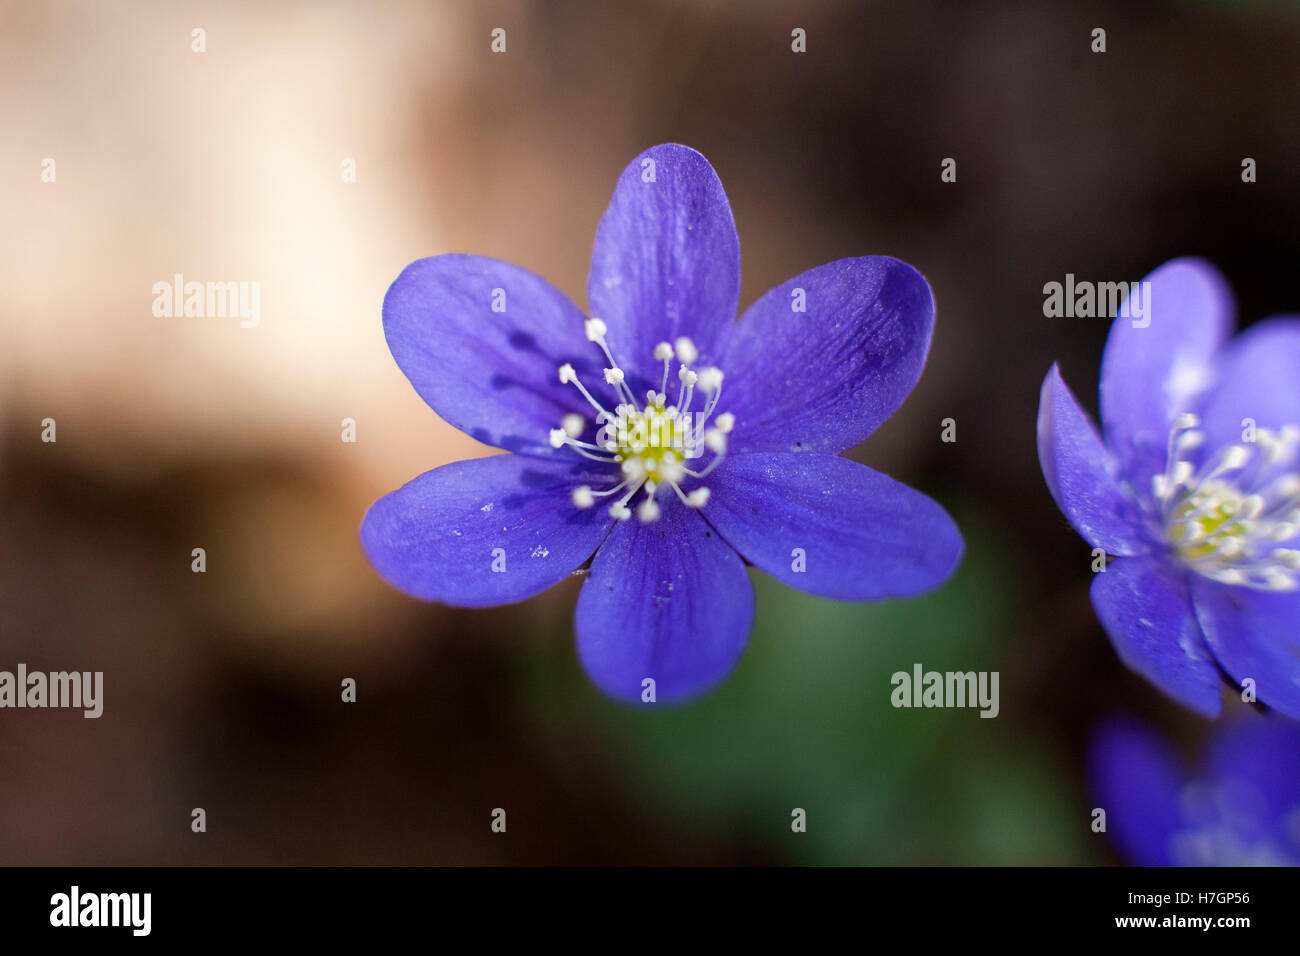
[1038,258,1300,718]
[361,143,962,704]
[1092,716,1300,865]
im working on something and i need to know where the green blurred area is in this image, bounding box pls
[523,515,1095,865]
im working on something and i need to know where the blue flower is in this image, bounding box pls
[362,143,963,704]
[1091,716,1300,865]
[1039,258,1300,719]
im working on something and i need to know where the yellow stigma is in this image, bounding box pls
[1166,493,1248,562]
[613,397,691,466]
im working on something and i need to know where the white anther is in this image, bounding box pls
[674,337,698,365]
[653,341,674,361]
[678,367,698,386]
[1272,549,1300,569]
[604,367,625,385]
[1234,495,1265,521]
[1158,414,1300,591]
[637,498,661,523]
[558,363,576,384]
[610,503,632,521]
[621,458,645,479]
[686,487,711,508]
[1275,476,1300,500]
[704,428,726,453]
[1217,538,1244,558]
[1261,434,1286,463]
[548,429,567,448]
[1263,569,1297,590]
[1221,446,1252,471]
[659,457,685,484]
[584,317,608,341]
[562,413,585,438]
[697,367,724,391]
[715,412,735,434]
[572,486,594,509]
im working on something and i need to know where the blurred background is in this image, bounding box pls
[2,0,1299,864]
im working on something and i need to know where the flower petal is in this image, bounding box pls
[575,497,753,704]
[1037,364,1151,556]
[1191,577,1300,720]
[719,257,934,455]
[361,454,614,607]
[383,254,599,456]
[587,144,740,392]
[1089,719,1187,866]
[1089,556,1222,717]
[699,452,961,600]
[1099,257,1234,485]
[1204,717,1300,826]
[1193,316,1300,475]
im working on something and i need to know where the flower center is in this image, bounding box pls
[1152,414,1300,590]
[548,319,732,522]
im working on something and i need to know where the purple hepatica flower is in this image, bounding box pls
[1038,258,1300,720]
[361,143,963,704]
[1091,716,1300,866]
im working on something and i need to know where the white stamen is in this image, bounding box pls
[674,337,698,366]
[562,413,585,438]
[1220,445,1251,472]
[697,367,723,392]
[552,329,727,522]
[1273,548,1300,569]
[1155,415,1300,590]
